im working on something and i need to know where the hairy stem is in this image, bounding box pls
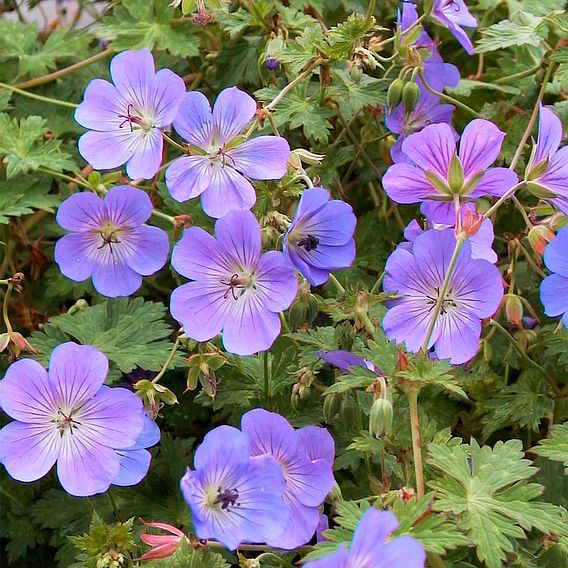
[37,167,91,188]
[0,82,78,108]
[152,335,182,385]
[2,283,14,334]
[408,388,425,499]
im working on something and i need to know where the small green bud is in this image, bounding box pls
[349,62,363,83]
[339,394,358,428]
[447,155,465,194]
[323,393,341,423]
[369,397,393,438]
[483,338,493,362]
[387,78,405,109]
[402,82,420,114]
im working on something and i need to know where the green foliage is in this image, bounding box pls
[0,175,60,224]
[532,424,568,474]
[429,439,568,568]
[0,114,76,178]
[476,12,548,53]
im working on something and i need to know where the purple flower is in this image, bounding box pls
[318,350,381,374]
[526,104,568,215]
[304,508,426,568]
[399,2,460,91]
[179,425,288,550]
[414,202,498,263]
[54,186,169,297]
[283,187,356,286]
[0,342,157,496]
[170,210,298,355]
[165,87,290,219]
[75,49,186,180]
[431,0,478,55]
[386,82,456,163]
[540,228,568,328]
[383,120,518,215]
[382,228,503,364]
[241,409,335,549]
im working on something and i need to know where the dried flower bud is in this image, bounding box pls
[504,294,523,327]
[528,224,555,257]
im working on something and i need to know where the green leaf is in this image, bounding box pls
[276,26,325,73]
[329,70,387,119]
[399,355,468,398]
[429,439,568,568]
[448,79,521,97]
[30,298,180,380]
[551,48,568,90]
[532,424,568,474]
[0,176,60,224]
[476,13,547,53]
[98,0,199,57]
[0,114,76,178]
[0,20,92,78]
[327,13,374,60]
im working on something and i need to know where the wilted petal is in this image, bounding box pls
[228,136,290,180]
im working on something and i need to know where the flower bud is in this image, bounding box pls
[504,294,523,327]
[137,520,186,561]
[292,148,326,166]
[402,82,420,114]
[387,78,404,109]
[457,205,483,238]
[528,224,555,257]
[323,393,341,423]
[369,397,393,438]
[339,394,358,428]
[482,338,493,362]
[349,61,363,83]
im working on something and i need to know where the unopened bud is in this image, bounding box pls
[504,294,523,327]
[458,205,484,238]
[402,82,420,114]
[387,78,405,109]
[298,385,311,400]
[339,394,358,428]
[323,393,341,423]
[483,338,493,362]
[528,225,555,257]
[398,350,409,371]
[349,61,363,83]
[369,397,393,438]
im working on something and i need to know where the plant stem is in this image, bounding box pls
[510,61,555,171]
[482,182,525,220]
[107,490,121,521]
[263,350,271,409]
[0,82,78,108]
[370,271,385,294]
[151,208,177,226]
[266,58,326,111]
[37,167,91,188]
[279,312,300,346]
[328,273,345,295]
[2,283,13,334]
[365,0,376,24]
[152,336,182,385]
[418,70,480,118]
[421,235,466,351]
[494,64,542,84]
[407,388,425,499]
[14,49,113,90]
[163,133,188,154]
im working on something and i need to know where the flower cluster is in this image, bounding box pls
[180,409,335,550]
[0,343,159,496]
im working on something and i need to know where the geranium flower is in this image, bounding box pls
[540,227,568,328]
[431,0,478,55]
[398,2,460,90]
[283,187,356,286]
[179,425,288,550]
[241,409,335,549]
[54,186,169,298]
[525,104,568,215]
[304,508,426,568]
[383,119,518,219]
[0,342,157,497]
[386,82,456,163]
[170,210,297,355]
[407,202,498,263]
[318,350,381,374]
[165,87,290,218]
[382,228,503,364]
[75,49,186,179]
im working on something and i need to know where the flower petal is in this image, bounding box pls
[109,49,155,110]
[122,225,169,276]
[215,210,261,268]
[539,146,568,194]
[469,167,518,198]
[103,185,153,226]
[534,104,563,166]
[401,123,456,178]
[541,274,568,318]
[267,493,320,549]
[349,509,400,562]
[150,68,186,128]
[255,250,298,313]
[54,233,98,282]
[170,281,231,342]
[193,425,250,471]
[378,536,427,568]
[57,429,120,496]
[303,545,348,568]
[113,448,152,487]
[56,191,105,231]
[383,163,438,203]
[74,79,123,130]
[433,311,482,364]
[200,165,256,219]
[0,421,60,482]
[48,343,108,409]
[228,136,290,180]
[78,129,136,171]
[459,119,506,177]
[173,91,214,148]
[165,156,211,203]
[212,86,256,145]
[0,358,55,423]
[544,228,568,277]
[91,251,143,297]
[297,426,335,467]
[125,128,164,180]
